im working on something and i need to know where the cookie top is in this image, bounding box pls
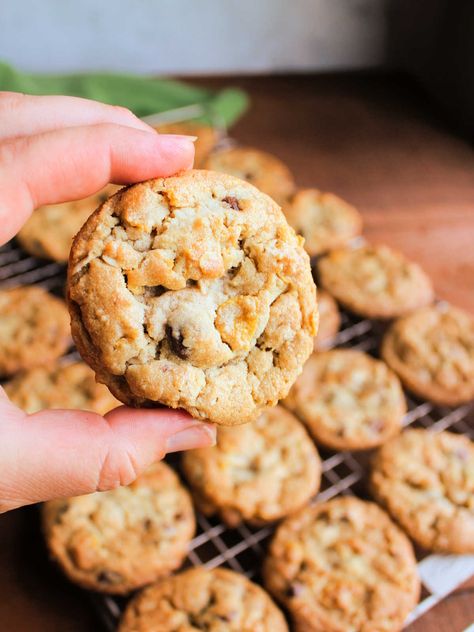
[371,429,474,553]
[314,290,340,351]
[17,185,118,262]
[154,122,218,167]
[0,286,71,377]
[42,462,195,594]
[203,147,295,205]
[68,170,317,425]
[119,567,289,632]
[318,244,434,319]
[285,349,406,451]
[264,496,419,632]
[182,405,321,526]
[4,362,119,415]
[284,188,362,257]
[381,304,474,406]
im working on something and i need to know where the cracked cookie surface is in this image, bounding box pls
[284,188,362,256]
[203,147,295,205]
[285,349,405,451]
[264,496,419,632]
[182,405,321,526]
[371,429,474,553]
[42,462,195,594]
[0,286,71,376]
[314,290,340,351]
[17,185,118,262]
[67,170,317,425]
[5,362,120,415]
[119,567,288,632]
[381,304,474,406]
[318,244,434,319]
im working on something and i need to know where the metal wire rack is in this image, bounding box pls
[1,208,473,632]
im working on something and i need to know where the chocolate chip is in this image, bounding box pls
[143,518,152,531]
[98,193,109,203]
[165,325,188,359]
[285,582,305,598]
[97,570,123,585]
[222,196,241,211]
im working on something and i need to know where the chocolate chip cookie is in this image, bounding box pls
[285,349,405,451]
[68,170,317,425]
[4,362,119,415]
[182,405,321,526]
[371,429,474,553]
[119,567,289,632]
[264,496,420,632]
[381,304,474,406]
[154,121,218,167]
[17,185,118,262]
[314,290,340,351]
[284,188,362,256]
[203,147,295,205]
[318,244,434,319]
[42,462,195,594]
[0,286,71,376]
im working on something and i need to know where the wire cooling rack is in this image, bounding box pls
[1,216,473,632]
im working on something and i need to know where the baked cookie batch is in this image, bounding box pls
[2,123,473,631]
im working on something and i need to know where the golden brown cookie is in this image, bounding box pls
[371,429,474,553]
[0,286,71,377]
[264,496,420,632]
[285,349,405,451]
[154,121,218,167]
[119,567,289,632]
[203,147,295,205]
[182,406,321,526]
[4,362,119,415]
[318,244,434,319]
[381,304,474,406]
[17,185,119,262]
[42,462,195,594]
[284,188,362,256]
[314,289,340,351]
[67,170,317,425]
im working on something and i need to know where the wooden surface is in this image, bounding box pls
[0,73,473,631]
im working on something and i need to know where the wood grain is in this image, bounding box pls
[0,72,472,631]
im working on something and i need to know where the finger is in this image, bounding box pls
[0,400,215,512]
[0,91,155,140]
[0,123,195,244]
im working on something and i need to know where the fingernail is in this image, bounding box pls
[158,134,197,142]
[165,424,216,453]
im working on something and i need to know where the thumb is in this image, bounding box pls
[0,394,215,513]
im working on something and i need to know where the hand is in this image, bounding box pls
[0,92,216,513]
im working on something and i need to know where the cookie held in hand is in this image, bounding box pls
[67,170,317,425]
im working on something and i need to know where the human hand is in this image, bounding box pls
[0,92,216,513]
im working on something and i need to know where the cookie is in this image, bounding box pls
[182,405,321,526]
[4,362,119,415]
[264,496,420,632]
[119,567,288,632]
[284,188,362,256]
[318,244,434,319]
[0,286,71,377]
[67,170,317,425]
[42,462,195,594]
[17,185,119,262]
[371,429,474,553]
[203,147,295,205]
[285,349,405,451]
[314,290,340,351]
[381,304,474,406]
[154,121,218,167]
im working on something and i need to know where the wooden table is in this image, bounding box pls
[0,73,473,631]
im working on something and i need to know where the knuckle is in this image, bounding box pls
[96,446,140,492]
[0,91,27,113]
